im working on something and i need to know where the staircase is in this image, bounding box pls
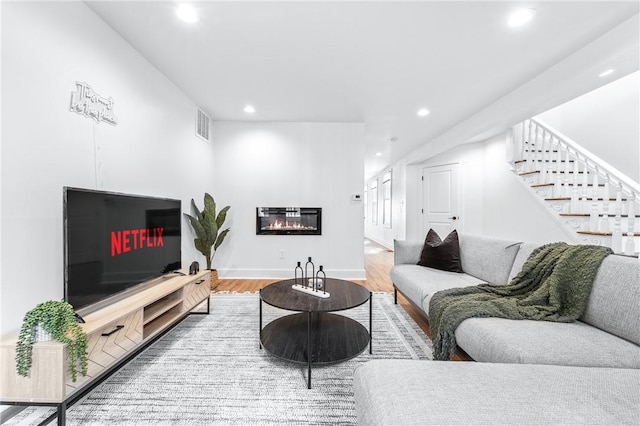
[511,118,640,256]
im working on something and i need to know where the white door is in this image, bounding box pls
[421,163,461,238]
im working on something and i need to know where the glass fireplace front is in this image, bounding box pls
[256,207,322,235]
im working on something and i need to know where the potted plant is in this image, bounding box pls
[184,193,230,289]
[16,300,88,382]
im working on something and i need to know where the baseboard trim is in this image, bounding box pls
[219,268,366,280]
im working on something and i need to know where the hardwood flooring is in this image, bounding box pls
[214,239,471,361]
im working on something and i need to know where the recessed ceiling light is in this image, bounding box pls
[243,105,256,114]
[417,108,430,117]
[508,8,536,27]
[375,152,383,157]
[598,69,615,78]
[176,4,198,23]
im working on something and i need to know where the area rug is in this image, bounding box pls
[6,292,432,425]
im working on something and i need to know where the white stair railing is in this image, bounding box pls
[512,118,640,255]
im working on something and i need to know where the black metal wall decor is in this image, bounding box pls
[292,257,330,298]
[256,207,322,235]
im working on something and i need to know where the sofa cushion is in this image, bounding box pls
[390,265,484,316]
[581,254,640,346]
[459,234,521,285]
[507,242,539,282]
[455,317,640,368]
[393,240,423,265]
[417,229,463,273]
[354,360,640,426]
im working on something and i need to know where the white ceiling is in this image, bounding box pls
[85,1,640,179]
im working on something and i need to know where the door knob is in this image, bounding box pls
[449,216,458,220]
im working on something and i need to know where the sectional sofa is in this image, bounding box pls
[354,234,640,425]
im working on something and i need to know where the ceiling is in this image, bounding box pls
[85,1,640,179]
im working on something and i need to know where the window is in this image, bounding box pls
[382,171,392,228]
[370,179,378,225]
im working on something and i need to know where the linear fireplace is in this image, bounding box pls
[256,207,322,235]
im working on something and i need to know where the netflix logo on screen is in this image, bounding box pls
[110,227,164,257]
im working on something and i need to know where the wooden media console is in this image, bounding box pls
[0,270,211,425]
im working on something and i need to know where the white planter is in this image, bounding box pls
[35,324,53,342]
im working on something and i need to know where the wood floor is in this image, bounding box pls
[215,239,471,361]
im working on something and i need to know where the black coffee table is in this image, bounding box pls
[259,278,372,388]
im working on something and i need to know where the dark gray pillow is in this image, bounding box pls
[417,229,463,273]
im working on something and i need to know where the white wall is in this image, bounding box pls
[536,71,640,182]
[211,122,365,279]
[0,2,215,336]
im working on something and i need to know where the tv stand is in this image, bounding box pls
[0,269,211,426]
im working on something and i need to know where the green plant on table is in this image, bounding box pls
[16,300,88,382]
[183,193,231,270]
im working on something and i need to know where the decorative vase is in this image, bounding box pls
[209,269,219,290]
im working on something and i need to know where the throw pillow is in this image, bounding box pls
[417,229,463,273]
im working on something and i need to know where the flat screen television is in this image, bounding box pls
[64,187,181,314]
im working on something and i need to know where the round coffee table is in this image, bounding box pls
[259,278,372,388]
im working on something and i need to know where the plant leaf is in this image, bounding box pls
[194,238,210,258]
[190,199,203,222]
[204,193,216,223]
[214,228,230,250]
[183,213,206,242]
[216,205,230,229]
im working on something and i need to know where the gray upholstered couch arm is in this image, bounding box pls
[393,240,423,265]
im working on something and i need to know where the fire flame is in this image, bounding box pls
[263,220,316,231]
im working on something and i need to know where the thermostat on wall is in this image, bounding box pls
[352,194,362,201]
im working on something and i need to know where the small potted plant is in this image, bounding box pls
[184,193,230,289]
[16,300,88,382]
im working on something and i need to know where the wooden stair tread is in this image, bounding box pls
[577,231,612,236]
[518,171,540,176]
[560,213,640,218]
[544,197,629,202]
[531,183,554,188]
[577,231,639,237]
[530,159,575,163]
[545,197,629,201]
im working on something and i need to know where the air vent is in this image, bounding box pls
[196,108,210,142]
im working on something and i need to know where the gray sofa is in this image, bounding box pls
[354,234,640,425]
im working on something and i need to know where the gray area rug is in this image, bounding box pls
[6,292,432,425]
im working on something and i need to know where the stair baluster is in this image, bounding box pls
[570,159,580,213]
[580,162,589,214]
[592,172,599,205]
[555,139,563,197]
[612,188,623,253]
[601,177,611,232]
[625,196,636,256]
[526,120,533,172]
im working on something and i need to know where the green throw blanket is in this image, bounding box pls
[429,242,613,361]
